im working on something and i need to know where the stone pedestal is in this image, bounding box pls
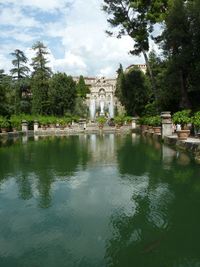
[22,120,28,134]
[34,121,39,132]
[132,117,137,130]
[161,112,173,138]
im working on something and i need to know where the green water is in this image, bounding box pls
[0,134,200,267]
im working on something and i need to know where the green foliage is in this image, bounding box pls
[138,115,161,126]
[0,116,4,125]
[143,102,158,117]
[57,118,66,126]
[114,116,125,126]
[31,42,52,115]
[73,97,88,118]
[10,49,29,80]
[38,116,49,126]
[116,67,149,116]
[76,76,90,98]
[124,116,132,124]
[149,115,161,126]
[102,0,167,99]
[48,73,76,116]
[0,70,14,116]
[97,116,106,125]
[160,0,193,109]
[0,118,10,128]
[31,42,52,78]
[10,50,31,115]
[172,110,191,125]
[10,115,21,129]
[71,115,80,122]
[192,112,200,128]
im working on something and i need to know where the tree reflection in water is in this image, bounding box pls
[0,136,91,208]
[105,135,200,267]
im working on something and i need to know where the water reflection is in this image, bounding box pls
[0,134,200,267]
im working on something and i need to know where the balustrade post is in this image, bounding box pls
[161,112,173,138]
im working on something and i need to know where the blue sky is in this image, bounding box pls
[0,0,147,77]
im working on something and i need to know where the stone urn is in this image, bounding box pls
[177,130,190,140]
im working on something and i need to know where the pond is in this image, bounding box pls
[0,134,200,267]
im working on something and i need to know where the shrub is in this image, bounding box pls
[192,111,200,129]
[38,116,49,126]
[172,110,191,128]
[0,118,10,129]
[124,116,132,124]
[114,115,125,126]
[57,118,66,126]
[151,115,161,127]
[10,115,21,130]
[97,116,106,125]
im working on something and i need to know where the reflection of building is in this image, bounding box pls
[73,76,121,120]
[87,134,117,164]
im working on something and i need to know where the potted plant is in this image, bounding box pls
[138,117,148,132]
[172,110,191,140]
[38,116,48,130]
[0,118,10,133]
[151,115,162,134]
[97,116,106,129]
[145,116,154,133]
[10,115,21,132]
[58,118,66,130]
[47,116,56,128]
[64,117,72,127]
[192,111,200,137]
[114,116,124,128]
[124,116,132,125]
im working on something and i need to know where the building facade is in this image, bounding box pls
[73,64,146,120]
[73,76,119,120]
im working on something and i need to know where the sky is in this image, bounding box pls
[0,0,148,78]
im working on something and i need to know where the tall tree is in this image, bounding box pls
[10,49,30,114]
[76,75,90,98]
[102,0,168,101]
[31,41,52,114]
[161,0,192,108]
[48,73,76,116]
[0,70,13,116]
[116,66,149,116]
[10,49,29,80]
[115,64,126,105]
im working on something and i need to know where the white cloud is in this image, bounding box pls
[0,7,39,28]
[0,0,149,76]
[2,0,70,12]
[44,0,143,76]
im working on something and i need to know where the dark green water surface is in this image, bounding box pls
[0,134,200,267]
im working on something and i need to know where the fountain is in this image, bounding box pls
[90,98,96,120]
[109,95,114,118]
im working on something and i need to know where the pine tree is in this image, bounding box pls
[10,49,29,80]
[102,0,168,102]
[31,41,52,114]
[76,75,90,98]
[48,73,76,116]
[10,49,30,114]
